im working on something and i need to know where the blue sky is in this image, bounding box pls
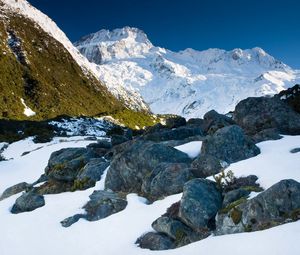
[28,0,300,68]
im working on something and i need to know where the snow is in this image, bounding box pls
[75,27,300,118]
[0,135,300,255]
[20,98,35,117]
[174,141,202,159]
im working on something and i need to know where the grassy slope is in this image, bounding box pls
[0,9,157,129]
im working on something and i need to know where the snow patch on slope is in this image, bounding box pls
[20,98,35,117]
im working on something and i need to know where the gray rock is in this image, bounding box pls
[77,158,109,183]
[165,116,186,129]
[216,179,300,235]
[111,135,129,146]
[290,148,300,153]
[142,163,193,200]
[201,125,260,164]
[275,84,300,113]
[178,179,222,230]
[191,154,228,178]
[222,188,251,208]
[233,96,300,135]
[251,128,282,143]
[61,214,84,227]
[136,232,175,250]
[45,148,89,182]
[105,140,191,197]
[11,191,45,214]
[203,110,235,134]
[0,182,31,201]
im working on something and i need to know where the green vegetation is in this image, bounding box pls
[219,197,247,214]
[230,208,242,225]
[0,11,157,130]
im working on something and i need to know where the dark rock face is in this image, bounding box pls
[275,84,300,113]
[178,179,222,230]
[203,110,235,134]
[61,190,127,227]
[216,179,300,235]
[191,154,228,178]
[165,116,186,129]
[105,140,191,196]
[251,128,282,143]
[233,96,300,135]
[136,232,176,250]
[201,125,260,164]
[142,163,193,200]
[11,192,45,214]
[111,135,129,146]
[290,148,300,153]
[45,148,89,182]
[0,182,31,201]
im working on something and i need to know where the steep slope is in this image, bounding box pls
[75,27,300,118]
[0,1,154,128]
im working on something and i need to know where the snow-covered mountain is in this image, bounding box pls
[75,27,300,118]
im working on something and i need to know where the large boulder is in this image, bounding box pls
[11,191,45,214]
[216,179,300,235]
[61,190,127,227]
[141,163,193,200]
[201,125,260,164]
[275,84,300,113]
[191,154,228,178]
[178,179,222,230]
[136,232,175,250]
[203,110,235,134]
[105,140,191,196]
[233,96,300,135]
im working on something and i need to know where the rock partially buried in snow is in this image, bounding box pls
[178,179,222,230]
[201,125,260,164]
[0,182,31,201]
[11,191,45,214]
[136,232,176,250]
[216,179,300,235]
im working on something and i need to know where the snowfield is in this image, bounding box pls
[0,136,300,255]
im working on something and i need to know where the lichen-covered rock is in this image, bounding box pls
[191,154,228,178]
[233,96,300,135]
[0,182,31,201]
[11,191,45,214]
[201,125,260,164]
[178,179,222,230]
[61,190,127,227]
[142,163,193,200]
[222,188,251,208]
[136,232,175,250]
[216,179,300,235]
[203,110,235,134]
[105,140,191,196]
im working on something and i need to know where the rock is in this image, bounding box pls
[186,118,205,128]
[203,110,235,134]
[142,163,193,200]
[233,96,300,135]
[45,148,89,182]
[0,182,31,201]
[223,175,260,192]
[275,84,300,113]
[290,148,300,153]
[86,142,110,157]
[77,158,109,185]
[251,128,282,143]
[83,190,127,221]
[143,126,203,142]
[165,116,186,129]
[111,135,129,146]
[159,135,204,147]
[201,125,260,164]
[216,179,300,235]
[178,179,222,230]
[11,191,45,214]
[61,190,127,227]
[222,188,251,208]
[105,140,191,196]
[191,154,228,178]
[95,139,112,149]
[136,232,175,250]
[36,180,73,195]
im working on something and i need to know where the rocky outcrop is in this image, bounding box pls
[203,110,235,134]
[275,84,300,113]
[216,179,300,235]
[233,96,300,135]
[0,182,31,201]
[201,125,260,164]
[105,140,192,197]
[11,191,45,214]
